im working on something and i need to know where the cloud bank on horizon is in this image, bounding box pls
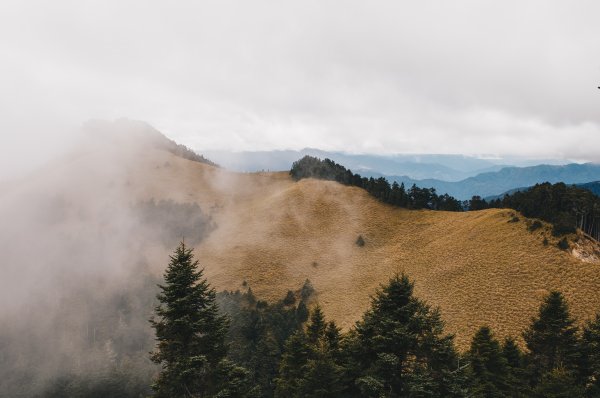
[1,0,599,171]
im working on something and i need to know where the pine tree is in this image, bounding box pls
[306,305,326,345]
[501,337,527,397]
[348,273,464,397]
[296,300,309,324]
[274,331,311,398]
[324,321,341,354]
[523,291,580,386]
[468,326,509,397]
[582,314,600,396]
[150,242,229,397]
[275,309,344,398]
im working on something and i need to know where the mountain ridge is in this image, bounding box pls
[387,163,600,199]
[204,148,599,199]
[2,121,600,356]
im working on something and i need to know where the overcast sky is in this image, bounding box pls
[1,0,600,175]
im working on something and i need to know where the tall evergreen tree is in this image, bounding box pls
[582,314,600,396]
[501,337,527,397]
[346,273,465,397]
[306,305,326,345]
[149,242,231,397]
[275,330,311,398]
[468,326,509,397]
[275,308,343,398]
[523,291,580,386]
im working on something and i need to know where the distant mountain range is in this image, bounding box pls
[203,148,565,182]
[578,181,600,196]
[389,164,600,200]
[203,149,598,200]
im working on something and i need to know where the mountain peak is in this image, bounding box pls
[81,119,218,167]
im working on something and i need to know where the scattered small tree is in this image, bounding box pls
[355,235,365,247]
[557,237,570,250]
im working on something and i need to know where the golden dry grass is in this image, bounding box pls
[13,145,600,350]
[113,150,600,349]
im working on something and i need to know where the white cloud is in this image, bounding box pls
[1,0,599,169]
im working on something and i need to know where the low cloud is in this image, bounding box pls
[1,0,599,172]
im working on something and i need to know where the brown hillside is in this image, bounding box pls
[117,146,600,349]
[5,132,600,350]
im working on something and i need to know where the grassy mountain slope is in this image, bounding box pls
[4,126,600,350]
[116,146,600,348]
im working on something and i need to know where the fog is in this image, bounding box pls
[0,120,229,396]
[0,119,382,395]
[1,1,600,394]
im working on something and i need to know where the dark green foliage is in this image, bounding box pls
[296,301,309,324]
[355,235,365,247]
[581,314,600,396]
[275,307,344,398]
[150,242,234,397]
[531,367,585,398]
[275,331,312,397]
[468,326,509,397]
[523,291,581,386]
[290,155,463,211]
[502,337,527,397]
[557,237,570,250]
[212,359,261,398]
[217,287,309,398]
[486,182,600,240]
[343,273,465,397]
[468,195,489,211]
[283,290,296,306]
[306,306,326,345]
[528,220,543,232]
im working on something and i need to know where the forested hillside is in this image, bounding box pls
[471,182,600,241]
[290,155,463,211]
